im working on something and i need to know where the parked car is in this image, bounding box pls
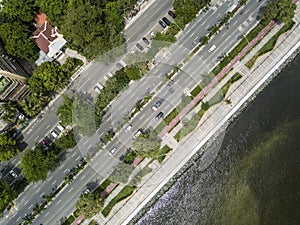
[159,20,167,28]
[125,124,132,132]
[152,100,162,111]
[94,86,101,93]
[96,82,104,90]
[155,111,164,120]
[56,124,65,132]
[134,129,143,139]
[162,17,171,26]
[167,79,175,86]
[83,189,90,194]
[9,170,18,178]
[50,130,58,138]
[136,43,144,51]
[109,147,117,155]
[116,63,123,69]
[168,10,176,18]
[142,37,150,45]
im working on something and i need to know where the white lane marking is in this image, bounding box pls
[59,164,64,169]
[56,200,62,205]
[80,175,86,180]
[45,212,50,217]
[71,152,77,158]
[17,217,21,221]
[51,180,56,185]
[75,156,80,161]
[40,192,45,197]
[34,136,40,142]
[82,140,88,145]
[68,187,74,193]
[64,168,69,173]
[46,124,51,129]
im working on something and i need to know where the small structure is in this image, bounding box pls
[32,13,67,66]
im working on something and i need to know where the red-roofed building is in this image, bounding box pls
[34,13,47,27]
[32,15,67,66]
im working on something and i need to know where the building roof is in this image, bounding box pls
[34,13,47,27]
[32,21,66,57]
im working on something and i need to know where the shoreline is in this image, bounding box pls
[128,44,300,225]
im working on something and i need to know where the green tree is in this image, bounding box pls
[1,101,17,123]
[131,131,160,158]
[0,133,19,161]
[108,162,133,184]
[35,0,67,26]
[72,95,96,137]
[28,62,66,94]
[0,0,36,23]
[57,95,73,125]
[19,93,49,118]
[260,0,296,25]
[0,22,38,61]
[199,36,209,45]
[76,193,104,219]
[125,65,142,80]
[20,146,59,182]
[0,180,15,212]
[55,130,77,151]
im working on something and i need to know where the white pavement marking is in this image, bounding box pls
[44,212,50,217]
[68,187,74,193]
[17,217,21,222]
[34,136,40,142]
[56,200,62,205]
[59,164,64,169]
[46,124,51,129]
[40,192,45,197]
[51,180,57,185]
[80,175,86,180]
[64,168,69,173]
[71,152,77,158]
[75,156,81,161]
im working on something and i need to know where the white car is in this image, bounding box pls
[50,130,58,138]
[56,123,65,132]
[10,170,18,178]
[109,147,117,155]
[151,105,158,111]
[94,86,101,93]
[125,124,132,132]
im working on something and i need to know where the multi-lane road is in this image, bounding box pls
[1,0,268,224]
[28,0,267,224]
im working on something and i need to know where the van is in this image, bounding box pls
[208,45,216,53]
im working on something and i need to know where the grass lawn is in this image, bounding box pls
[102,185,135,217]
[61,215,76,225]
[156,145,172,163]
[191,85,202,97]
[246,21,295,69]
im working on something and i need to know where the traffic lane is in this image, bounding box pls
[176,0,233,50]
[6,149,83,225]
[33,166,99,225]
[34,151,120,225]
[125,0,173,43]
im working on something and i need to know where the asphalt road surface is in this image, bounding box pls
[28,1,267,224]
[1,0,267,224]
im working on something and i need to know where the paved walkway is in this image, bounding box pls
[97,3,300,224]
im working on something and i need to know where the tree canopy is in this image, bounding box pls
[0,180,15,212]
[260,0,296,25]
[76,193,104,219]
[131,130,160,158]
[20,146,59,182]
[0,133,19,161]
[108,162,133,184]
